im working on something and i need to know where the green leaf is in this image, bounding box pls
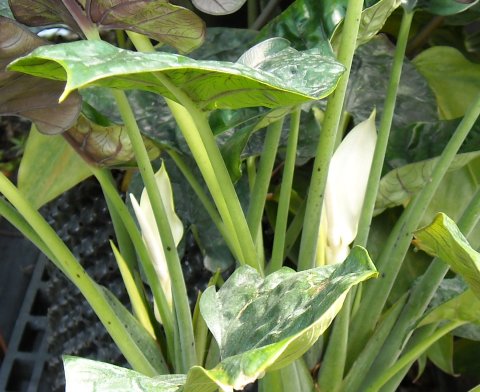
[63,356,185,392]
[86,0,205,53]
[99,286,168,374]
[330,0,401,51]
[257,0,333,50]
[426,334,456,375]
[192,0,246,15]
[64,111,159,167]
[9,38,345,110]
[0,0,13,18]
[403,0,479,15]
[419,289,480,325]
[413,46,480,120]
[17,126,91,209]
[346,36,437,128]
[184,247,377,391]
[0,16,81,134]
[414,213,480,299]
[385,119,480,173]
[375,152,480,214]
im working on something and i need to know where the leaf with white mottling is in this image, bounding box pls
[9,38,344,110]
[64,356,185,392]
[183,247,377,392]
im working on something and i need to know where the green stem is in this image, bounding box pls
[337,11,413,380]
[247,118,284,245]
[378,323,437,392]
[284,199,306,258]
[354,10,414,248]
[91,166,175,363]
[348,92,480,362]
[128,31,259,271]
[361,186,480,385]
[268,108,300,273]
[165,149,234,252]
[0,172,167,375]
[111,90,196,372]
[100,170,138,280]
[341,295,408,392]
[364,321,464,392]
[317,295,351,391]
[297,0,365,271]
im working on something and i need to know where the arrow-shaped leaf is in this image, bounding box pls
[184,247,377,391]
[414,213,480,299]
[0,16,81,134]
[9,38,344,110]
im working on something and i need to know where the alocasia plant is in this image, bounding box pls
[1,0,480,391]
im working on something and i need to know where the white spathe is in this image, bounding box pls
[130,164,183,312]
[320,109,377,265]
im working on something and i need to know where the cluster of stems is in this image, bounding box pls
[0,1,479,390]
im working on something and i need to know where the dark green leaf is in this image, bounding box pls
[0,16,81,134]
[346,36,437,127]
[86,0,205,53]
[192,0,246,15]
[185,247,377,391]
[385,119,480,173]
[9,38,344,110]
[18,126,91,209]
[63,356,185,392]
[414,213,480,299]
[257,0,332,50]
[188,28,257,62]
[403,0,479,15]
[413,46,480,120]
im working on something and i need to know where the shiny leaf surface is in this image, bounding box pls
[403,0,479,15]
[257,0,332,50]
[185,247,377,391]
[9,38,344,110]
